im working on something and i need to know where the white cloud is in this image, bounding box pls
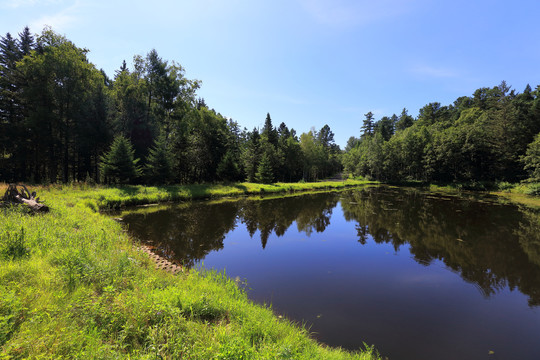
[28,0,81,31]
[298,0,421,27]
[31,12,75,31]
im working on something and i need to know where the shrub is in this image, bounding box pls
[497,181,514,191]
[525,183,540,196]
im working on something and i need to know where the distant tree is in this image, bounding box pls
[242,128,261,182]
[277,122,290,139]
[262,113,278,146]
[18,26,34,56]
[0,32,22,180]
[300,130,325,181]
[374,116,395,141]
[345,136,360,151]
[197,97,207,109]
[416,102,452,127]
[281,135,304,182]
[100,135,141,184]
[217,150,241,182]
[255,152,274,184]
[522,133,540,181]
[117,60,128,73]
[395,108,414,131]
[317,124,335,149]
[451,96,474,120]
[111,63,149,153]
[18,28,109,182]
[361,112,375,137]
[180,107,229,183]
[145,134,173,184]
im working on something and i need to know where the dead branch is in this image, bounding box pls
[2,184,49,213]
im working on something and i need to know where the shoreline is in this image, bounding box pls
[0,181,381,359]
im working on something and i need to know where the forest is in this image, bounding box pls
[2,26,540,186]
[343,83,540,184]
[0,27,341,185]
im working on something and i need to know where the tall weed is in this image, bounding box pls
[0,228,30,261]
[0,290,24,347]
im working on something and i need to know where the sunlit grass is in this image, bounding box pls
[491,191,540,209]
[0,181,380,359]
[426,182,540,209]
[0,179,373,211]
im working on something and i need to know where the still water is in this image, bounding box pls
[118,186,540,360]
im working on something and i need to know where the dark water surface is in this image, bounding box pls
[118,186,540,360]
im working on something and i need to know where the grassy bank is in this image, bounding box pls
[0,181,379,359]
[4,179,374,212]
[383,180,540,209]
[423,182,540,209]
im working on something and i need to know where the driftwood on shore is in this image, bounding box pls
[1,184,49,213]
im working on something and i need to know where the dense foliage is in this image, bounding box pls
[3,26,540,185]
[0,27,341,184]
[343,82,540,183]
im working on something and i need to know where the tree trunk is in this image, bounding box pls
[2,184,49,212]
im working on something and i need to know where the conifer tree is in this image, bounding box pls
[256,152,274,184]
[361,112,375,137]
[145,135,173,184]
[100,135,141,184]
[242,128,261,182]
[217,150,240,182]
[18,26,34,56]
[0,31,29,180]
[262,113,278,146]
[395,108,414,131]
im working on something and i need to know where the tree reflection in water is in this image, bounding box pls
[120,187,540,306]
[340,187,540,307]
[122,193,338,266]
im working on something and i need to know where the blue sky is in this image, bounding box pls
[2,0,539,146]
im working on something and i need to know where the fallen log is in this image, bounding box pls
[2,184,49,212]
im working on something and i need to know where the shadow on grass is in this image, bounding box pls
[156,185,183,200]
[232,184,248,193]
[116,185,140,196]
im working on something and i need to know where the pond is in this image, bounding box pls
[117,186,540,360]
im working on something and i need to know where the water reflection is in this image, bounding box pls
[517,210,540,268]
[340,188,540,307]
[238,194,338,248]
[120,187,540,307]
[118,187,540,359]
[122,193,338,266]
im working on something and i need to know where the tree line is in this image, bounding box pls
[0,27,340,184]
[343,81,540,183]
[3,27,540,186]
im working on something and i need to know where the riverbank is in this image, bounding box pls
[5,179,374,211]
[0,181,379,359]
[382,180,540,210]
[426,183,540,209]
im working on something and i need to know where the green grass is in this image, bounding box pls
[424,181,540,209]
[376,179,540,210]
[4,179,373,211]
[0,181,380,359]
